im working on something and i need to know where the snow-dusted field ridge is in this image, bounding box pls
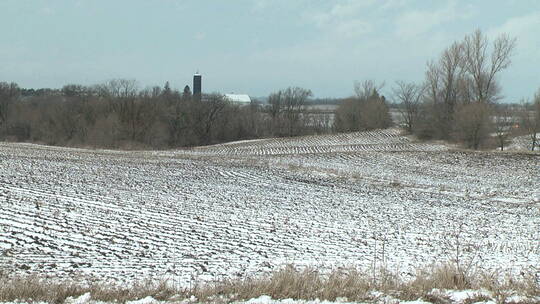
[0,129,539,285]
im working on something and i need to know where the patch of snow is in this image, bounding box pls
[65,293,92,304]
[126,296,160,304]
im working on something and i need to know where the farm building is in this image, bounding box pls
[225,93,251,105]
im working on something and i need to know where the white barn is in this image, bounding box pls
[224,94,251,105]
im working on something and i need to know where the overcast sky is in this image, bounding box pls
[1,0,539,101]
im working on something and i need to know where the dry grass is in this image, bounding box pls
[1,264,538,303]
[196,266,375,302]
[0,275,86,304]
[0,276,179,304]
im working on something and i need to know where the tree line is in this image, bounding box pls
[0,80,332,149]
[1,29,538,151]
[335,29,539,151]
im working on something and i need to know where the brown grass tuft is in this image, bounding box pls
[1,263,538,303]
[0,275,86,304]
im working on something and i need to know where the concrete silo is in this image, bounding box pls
[193,72,202,98]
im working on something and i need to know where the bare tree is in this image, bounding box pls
[183,85,192,100]
[354,80,384,100]
[268,90,283,122]
[424,42,466,139]
[462,30,516,104]
[360,95,392,130]
[335,81,391,132]
[0,82,20,134]
[92,79,161,143]
[333,97,361,132]
[439,42,465,108]
[420,29,516,143]
[61,84,87,98]
[268,87,311,136]
[283,87,311,136]
[167,95,191,147]
[393,81,425,133]
[190,93,228,144]
[492,104,513,151]
[453,102,492,150]
[520,93,540,151]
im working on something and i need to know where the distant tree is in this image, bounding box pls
[424,42,465,139]
[354,81,392,130]
[96,79,155,142]
[150,86,162,98]
[159,81,177,105]
[240,102,266,138]
[334,80,391,132]
[532,98,540,151]
[167,94,191,146]
[333,97,361,132]
[462,30,516,104]
[393,81,425,133]
[453,102,492,150]
[0,78,341,148]
[268,90,283,121]
[418,29,516,144]
[193,93,228,144]
[519,92,540,151]
[43,100,83,144]
[183,85,192,100]
[354,80,384,100]
[492,104,513,151]
[163,81,171,94]
[61,84,86,97]
[268,87,311,136]
[0,82,20,135]
[96,79,138,99]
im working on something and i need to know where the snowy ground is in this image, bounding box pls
[507,134,538,152]
[0,129,539,286]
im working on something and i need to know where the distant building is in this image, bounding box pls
[224,94,251,105]
[193,73,202,98]
[189,72,250,105]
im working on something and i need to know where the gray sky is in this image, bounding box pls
[1,0,539,101]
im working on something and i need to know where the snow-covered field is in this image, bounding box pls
[0,129,539,286]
